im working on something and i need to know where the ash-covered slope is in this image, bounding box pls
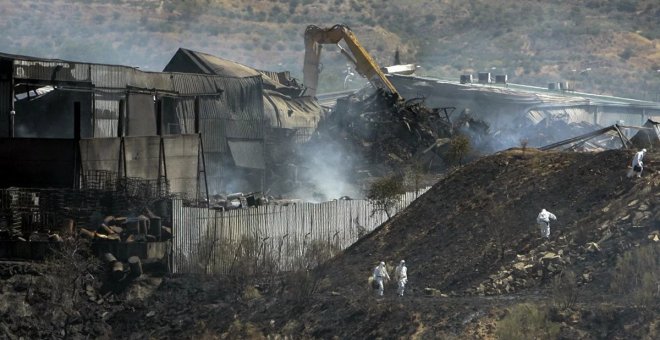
[323,149,659,294]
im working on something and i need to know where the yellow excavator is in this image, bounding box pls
[303,24,402,100]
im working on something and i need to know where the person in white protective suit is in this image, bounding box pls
[628,149,647,178]
[372,261,390,296]
[394,260,408,297]
[536,209,557,238]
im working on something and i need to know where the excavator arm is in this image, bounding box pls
[303,24,401,100]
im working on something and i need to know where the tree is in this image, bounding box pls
[366,175,405,219]
[519,137,529,157]
[42,238,101,338]
[447,134,471,166]
[404,160,424,196]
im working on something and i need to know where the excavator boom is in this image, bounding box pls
[303,24,401,99]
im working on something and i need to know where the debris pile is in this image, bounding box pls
[208,192,270,210]
[303,89,490,178]
[79,208,170,244]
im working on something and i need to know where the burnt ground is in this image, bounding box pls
[2,149,660,339]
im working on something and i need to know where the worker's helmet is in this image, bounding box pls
[400,260,405,264]
[642,148,647,153]
[379,261,385,266]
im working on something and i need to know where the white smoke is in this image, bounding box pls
[294,139,361,202]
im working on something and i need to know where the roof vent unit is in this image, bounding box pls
[495,74,507,84]
[477,72,491,84]
[559,81,571,91]
[460,74,473,84]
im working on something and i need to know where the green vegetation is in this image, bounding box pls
[551,270,580,311]
[610,244,660,309]
[447,135,471,167]
[495,303,561,340]
[366,175,405,219]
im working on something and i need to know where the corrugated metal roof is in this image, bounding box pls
[215,76,264,122]
[630,119,660,148]
[175,48,261,78]
[90,64,129,89]
[171,73,220,95]
[263,91,321,129]
[14,59,90,83]
[2,51,249,97]
[525,107,593,125]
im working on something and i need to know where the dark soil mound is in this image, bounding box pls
[323,149,659,294]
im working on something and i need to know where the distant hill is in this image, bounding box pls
[1,0,659,100]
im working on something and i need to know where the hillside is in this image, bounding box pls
[1,0,659,99]
[2,148,658,338]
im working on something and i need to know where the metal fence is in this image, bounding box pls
[171,187,430,274]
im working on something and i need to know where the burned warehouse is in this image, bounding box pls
[0,51,323,197]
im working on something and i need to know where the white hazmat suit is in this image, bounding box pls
[372,261,390,296]
[394,260,408,296]
[630,149,647,178]
[536,209,557,239]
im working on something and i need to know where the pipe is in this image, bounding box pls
[156,98,163,136]
[117,99,125,137]
[74,102,81,141]
[9,110,15,138]
[194,96,200,134]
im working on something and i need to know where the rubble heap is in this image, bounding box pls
[299,89,493,188]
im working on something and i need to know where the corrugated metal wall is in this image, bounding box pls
[93,91,124,138]
[171,199,214,273]
[172,187,430,274]
[80,135,200,198]
[0,60,12,136]
[162,134,199,199]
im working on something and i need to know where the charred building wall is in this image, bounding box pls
[0,51,270,195]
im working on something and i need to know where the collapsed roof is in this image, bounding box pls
[164,48,323,143]
[631,119,660,149]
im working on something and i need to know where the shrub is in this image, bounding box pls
[284,240,335,304]
[284,269,325,304]
[610,244,660,309]
[404,161,424,194]
[301,239,340,270]
[496,303,561,340]
[619,47,634,61]
[42,238,101,338]
[616,0,637,12]
[366,175,405,219]
[224,320,264,339]
[242,285,262,300]
[519,138,529,156]
[447,134,471,166]
[225,234,276,294]
[551,270,579,310]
